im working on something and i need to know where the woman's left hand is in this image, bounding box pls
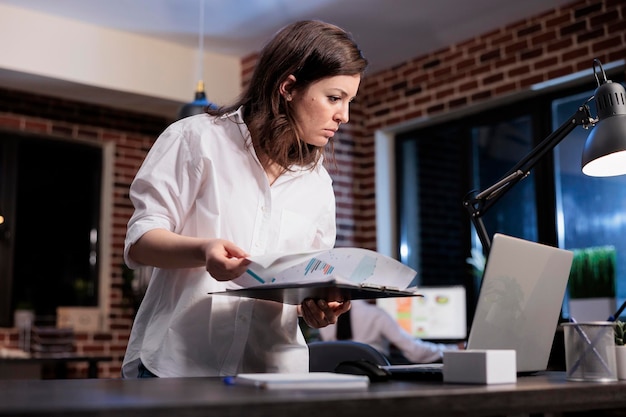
[298,299,351,329]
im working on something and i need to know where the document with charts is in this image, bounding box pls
[210,247,421,304]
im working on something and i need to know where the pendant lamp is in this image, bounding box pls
[177,0,216,120]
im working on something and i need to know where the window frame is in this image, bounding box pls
[0,131,113,329]
[388,68,625,322]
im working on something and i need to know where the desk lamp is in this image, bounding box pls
[463,59,626,252]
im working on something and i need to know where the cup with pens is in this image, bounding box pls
[561,300,626,382]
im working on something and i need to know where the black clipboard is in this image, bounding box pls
[209,280,421,305]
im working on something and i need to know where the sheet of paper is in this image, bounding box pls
[232,247,418,291]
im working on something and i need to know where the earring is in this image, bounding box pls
[285,94,292,101]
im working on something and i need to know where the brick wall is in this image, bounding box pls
[245,0,626,251]
[0,95,167,378]
[0,0,624,378]
[351,0,625,250]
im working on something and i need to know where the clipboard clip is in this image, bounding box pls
[359,283,400,292]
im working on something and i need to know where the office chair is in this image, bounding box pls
[308,340,390,372]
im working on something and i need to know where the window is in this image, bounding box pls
[0,134,102,326]
[471,115,538,245]
[394,71,626,321]
[553,87,626,317]
[395,124,469,288]
[395,101,547,303]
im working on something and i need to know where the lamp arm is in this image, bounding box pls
[463,103,595,252]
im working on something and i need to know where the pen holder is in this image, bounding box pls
[562,321,617,382]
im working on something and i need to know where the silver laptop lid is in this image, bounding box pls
[467,233,574,373]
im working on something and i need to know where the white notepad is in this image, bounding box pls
[225,372,370,390]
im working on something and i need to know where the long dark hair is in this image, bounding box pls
[210,20,368,170]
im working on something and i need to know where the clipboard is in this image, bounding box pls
[209,280,421,304]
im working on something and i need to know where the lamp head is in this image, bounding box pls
[581,59,626,177]
[177,80,217,120]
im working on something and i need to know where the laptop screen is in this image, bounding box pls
[467,233,573,373]
[377,286,467,341]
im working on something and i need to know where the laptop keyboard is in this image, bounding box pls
[382,363,444,381]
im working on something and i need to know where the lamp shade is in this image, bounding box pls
[581,80,626,177]
[177,80,217,120]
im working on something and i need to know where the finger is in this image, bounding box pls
[316,299,337,324]
[209,257,250,281]
[226,257,251,274]
[222,241,250,259]
[328,300,351,314]
[302,299,328,328]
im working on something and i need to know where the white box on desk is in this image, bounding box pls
[443,349,516,384]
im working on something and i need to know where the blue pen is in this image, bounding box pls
[608,300,626,321]
[568,317,613,375]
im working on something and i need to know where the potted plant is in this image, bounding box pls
[615,320,626,380]
[568,246,616,321]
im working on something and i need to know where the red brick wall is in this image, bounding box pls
[350,0,625,250]
[0,0,624,378]
[243,0,625,250]
[0,99,167,378]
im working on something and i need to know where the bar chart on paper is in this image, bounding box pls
[210,247,422,304]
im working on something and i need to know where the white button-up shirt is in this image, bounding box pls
[122,108,336,377]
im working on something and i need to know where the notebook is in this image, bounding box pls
[384,233,574,379]
[224,372,369,390]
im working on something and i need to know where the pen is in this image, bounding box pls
[608,300,626,321]
[568,317,613,375]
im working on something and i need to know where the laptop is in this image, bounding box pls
[383,233,574,379]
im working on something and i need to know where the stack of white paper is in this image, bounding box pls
[225,372,370,390]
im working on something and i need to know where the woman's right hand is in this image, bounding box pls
[203,239,251,281]
[129,230,249,281]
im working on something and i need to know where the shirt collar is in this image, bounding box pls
[224,106,324,177]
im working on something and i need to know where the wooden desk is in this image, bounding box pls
[0,372,625,417]
[0,353,113,379]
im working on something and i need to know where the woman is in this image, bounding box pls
[122,20,368,378]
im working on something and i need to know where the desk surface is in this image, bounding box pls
[1,372,626,417]
[0,354,113,379]
[0,353,113,363]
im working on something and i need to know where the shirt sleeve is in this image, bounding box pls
[375,307,458,364]
[124,123,204,269]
